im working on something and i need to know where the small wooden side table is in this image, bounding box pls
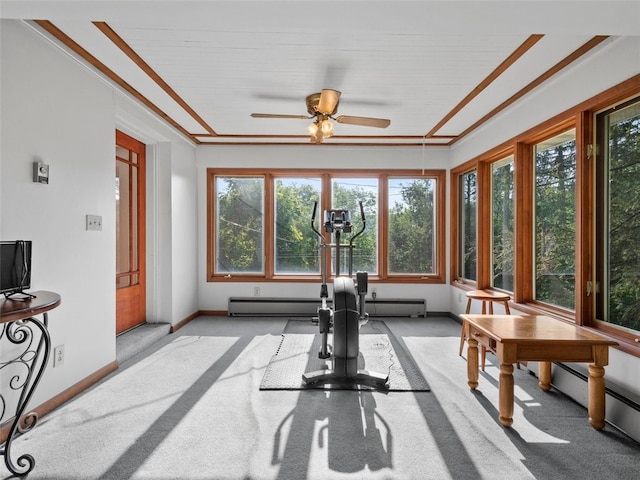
[459,290,511,370]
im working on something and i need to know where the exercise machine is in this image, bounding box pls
[302,201,389,388]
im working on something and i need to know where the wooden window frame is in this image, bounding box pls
[525,119,578,315]
[450,161,478,286]
[590,94,640,353]
[207,168,446,284]
[450,74,640,356]
[488,152,516,293]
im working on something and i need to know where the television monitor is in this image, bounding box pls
[0,240,32,298]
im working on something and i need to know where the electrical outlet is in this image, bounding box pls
[53,344,65,367]
[254,286,260,297]
[371,288,377,300]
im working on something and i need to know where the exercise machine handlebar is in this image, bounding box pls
[311,201,322,240]
[345,202,364,278]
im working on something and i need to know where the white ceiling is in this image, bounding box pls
[2,1,639,145]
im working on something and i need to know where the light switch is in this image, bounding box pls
[86,215,102,231]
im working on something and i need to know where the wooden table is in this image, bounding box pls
[1,291,61,476]
[460,314,618,430]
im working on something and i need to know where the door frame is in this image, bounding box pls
[115,129,146,334]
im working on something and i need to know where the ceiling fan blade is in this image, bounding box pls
[251,113,310,119]
[252,92,302,102]
[335,115,391,128]
[317,89,341,115]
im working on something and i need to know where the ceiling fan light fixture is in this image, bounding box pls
[308,120,322,143]
[250,88,390,143]
[320,118,334,137]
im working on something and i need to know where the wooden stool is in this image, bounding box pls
[459,290,511,371]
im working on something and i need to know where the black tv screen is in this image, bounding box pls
[0,240,32,296]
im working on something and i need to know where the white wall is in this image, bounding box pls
[0,20,199,408]
[196,145,452,312]
[170,140,199,321]
[1,20,116,404]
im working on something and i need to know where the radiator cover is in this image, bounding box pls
[228,297,426,317]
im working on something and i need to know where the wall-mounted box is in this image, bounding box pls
[33,161,49,184]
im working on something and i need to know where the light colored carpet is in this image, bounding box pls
[3,316,639,480]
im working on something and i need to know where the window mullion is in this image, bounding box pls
[379,175,388,280]
[321,174,332,278]
[476,161,492,289]
[514,141,533,303]
[265,173,274,279]
[575,111,594,325]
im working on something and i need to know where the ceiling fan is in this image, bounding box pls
[251,89,391,143]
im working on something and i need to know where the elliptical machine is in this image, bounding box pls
[302,201,389,388]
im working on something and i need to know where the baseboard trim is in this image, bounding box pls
[171,311,200,333]
[0,360,118,444]
[198,309,228,317]
[172,309,231,333]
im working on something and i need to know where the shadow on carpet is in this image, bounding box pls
[260,319,430,391]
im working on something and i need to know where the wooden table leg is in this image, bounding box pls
[467,336,479,389]
[459,301,472,356]
[498,362,514,427]
[538,361,552,391]
[588,363,606,430]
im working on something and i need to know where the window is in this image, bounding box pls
[450,78,640,349]
[274,177,321,275]
[208,169,445,282]
[534,130,576,309]
[596,97,640,333]
[115,145,140,288]
[214,176,265,275]
[491,157,514,291]
[332,177,379,275]
[458,171,477,281]
[388,178,438,275]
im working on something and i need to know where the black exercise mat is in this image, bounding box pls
[260,319,430,391]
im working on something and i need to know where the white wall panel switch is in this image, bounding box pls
[86,215,102,231]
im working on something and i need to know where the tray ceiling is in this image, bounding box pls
[2,1,639,146]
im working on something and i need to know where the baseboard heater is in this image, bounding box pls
[555,362,640,413]
[228,297,426,317]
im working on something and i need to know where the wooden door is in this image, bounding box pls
[115,130,146,334]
